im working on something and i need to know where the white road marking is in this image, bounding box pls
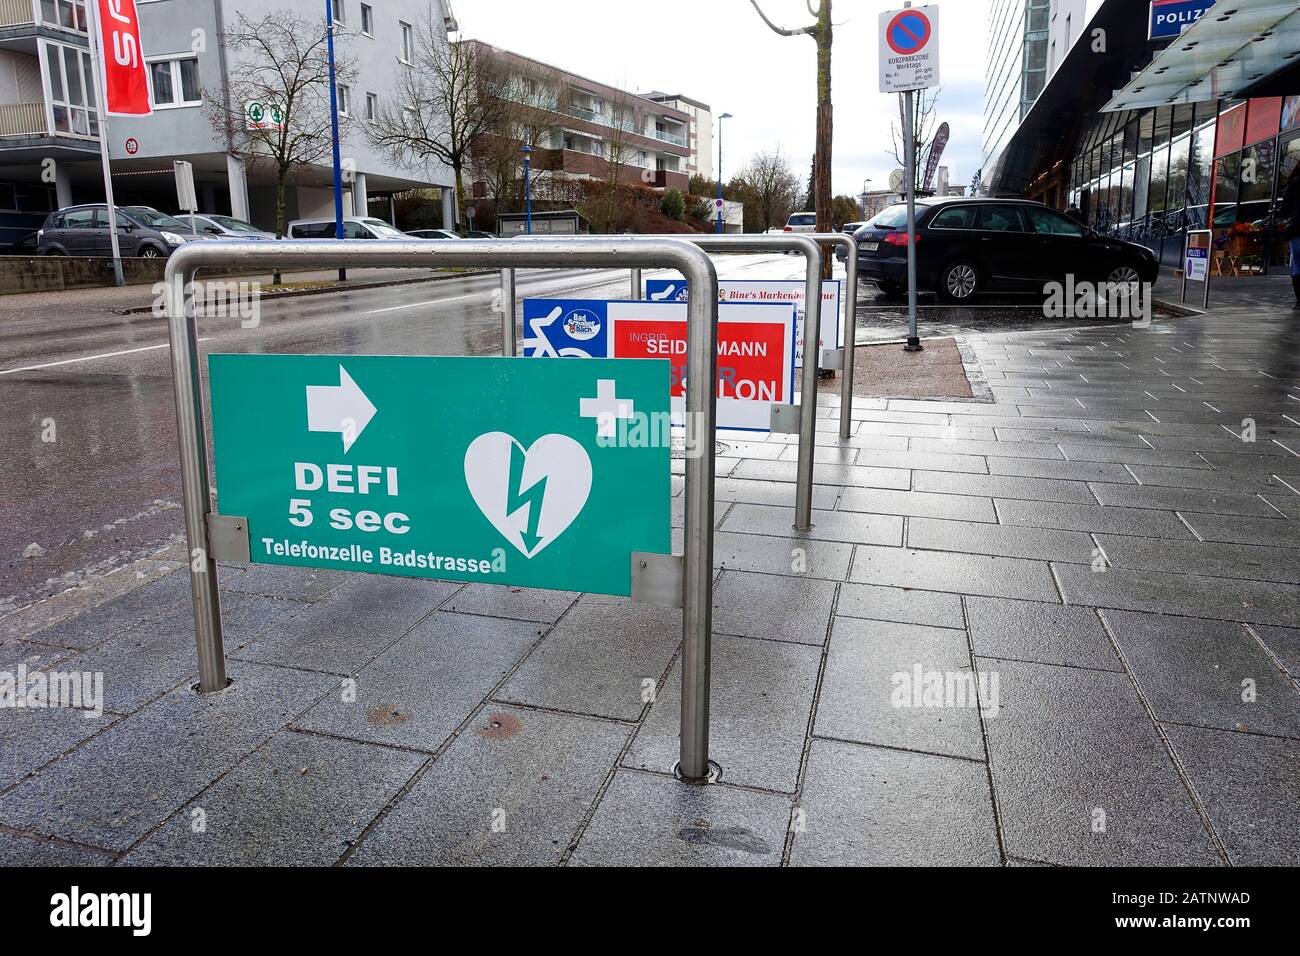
[0,338,214,375]
[363,293,479,315]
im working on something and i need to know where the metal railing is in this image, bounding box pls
[164,238,722,781]
[501,233,835,531]
[0,102,46,138]
[648,128,688,148]
[807,232,860,442]
[0,0,34,27]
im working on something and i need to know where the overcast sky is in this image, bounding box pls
[454,0,989,199]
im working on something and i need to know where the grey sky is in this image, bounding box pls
[454,0,990,200]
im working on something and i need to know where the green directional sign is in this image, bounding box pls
[209,354,671,596]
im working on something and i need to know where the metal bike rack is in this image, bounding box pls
[807,233,860,442]
[164,238,721,781]
[501,233,826,530]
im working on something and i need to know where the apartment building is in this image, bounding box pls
[645,91,712,181]
[0,0,456,243]
[460,40,692,196]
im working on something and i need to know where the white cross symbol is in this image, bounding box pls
[580,379,635,439]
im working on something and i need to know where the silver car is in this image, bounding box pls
[183,214,275,240]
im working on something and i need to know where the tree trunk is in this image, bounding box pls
[814,1,833,278]
[452,160,467,230]
[274,170,287,286]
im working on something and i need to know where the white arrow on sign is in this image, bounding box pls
[306,365,376,453]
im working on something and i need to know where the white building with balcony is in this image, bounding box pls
[0,0,456,244]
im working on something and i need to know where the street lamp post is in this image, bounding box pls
[522,145,534,235]
[325,0,346,281]
[860,177,872,221]
[716,112,733,234]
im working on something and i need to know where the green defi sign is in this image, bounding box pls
[208,354,671,596]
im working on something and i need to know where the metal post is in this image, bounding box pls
[325,1,346,282]
[807,232,859,440]
[630,267,642,299]
[164,237,719,778]
[84,0,123,288]
[165,268,225,692]
[523,145,533,235]
[500,268,516,355]
[903,87,922,351]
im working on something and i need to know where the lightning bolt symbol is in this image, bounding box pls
[506,443,548,555]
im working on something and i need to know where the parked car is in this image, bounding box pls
[840,221,866,234]
[0,231,38,255]
[37,204,201,258]
[463,230,497,239]
[287,216,408,239]
[404,229,461,240]
[847,198,1159,302]
[181,213,275,240]
[782,212,816,233]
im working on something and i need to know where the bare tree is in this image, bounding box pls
[735,147,802,232]
[889,87,942,193]
[585,92,644,234]
[751,0,833,261]
[470,65,571,212]
[206,10,355,238]
[367,29,504,227]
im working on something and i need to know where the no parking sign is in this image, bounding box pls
[879,5,940,93]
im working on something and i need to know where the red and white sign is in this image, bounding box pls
[124,137,139,154]
[94,0,151,116]
[607,301,796,431]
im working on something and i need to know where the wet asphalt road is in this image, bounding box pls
[1,251,1151,612]
[0,253,807,611]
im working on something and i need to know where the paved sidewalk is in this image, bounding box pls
[0,302,1296,867]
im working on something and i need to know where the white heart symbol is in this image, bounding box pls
[464,432,592,559]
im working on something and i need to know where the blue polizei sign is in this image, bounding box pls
[1149,0,1215,39]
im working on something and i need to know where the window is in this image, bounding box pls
[331,0,344,25]
[62,208,94,228]
[365,92,378,121]
[360,3,372,35]
[337,84,350,116]
[400,22,414,63]
[39,0,86,33]
[43,41,97,136]
[1025,207,1083,237]
[149,56,201,108]
[929,206,978,229]
[976,205,1026,231]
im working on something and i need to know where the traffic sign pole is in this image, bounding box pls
[165,237,721,781]
[903,84,922,352]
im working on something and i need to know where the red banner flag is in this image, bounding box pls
[94,0,151,116]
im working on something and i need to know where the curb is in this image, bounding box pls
[1153,296,1204,317]
[112,268,497,315]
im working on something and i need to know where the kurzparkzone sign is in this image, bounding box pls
[879,5,940,93]
[209,354,670,596]
[521,299,796,431]
[643,278,842,365]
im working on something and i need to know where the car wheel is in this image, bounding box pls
[939,261,979,303]
[44,248,66,256]
[1106,265,1141,285]
[138,245,163,259]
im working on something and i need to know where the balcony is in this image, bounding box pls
[565,104,638,135]
[0,0,88,34]
[0,0,33,27]
[0,101,45,137]
[649,128,687,148]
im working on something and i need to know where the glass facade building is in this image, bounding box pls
[1067,95,1300,271]
[983,0,1053,174]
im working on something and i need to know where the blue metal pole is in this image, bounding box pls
[523,145,533,235]
[325,1,346,279]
